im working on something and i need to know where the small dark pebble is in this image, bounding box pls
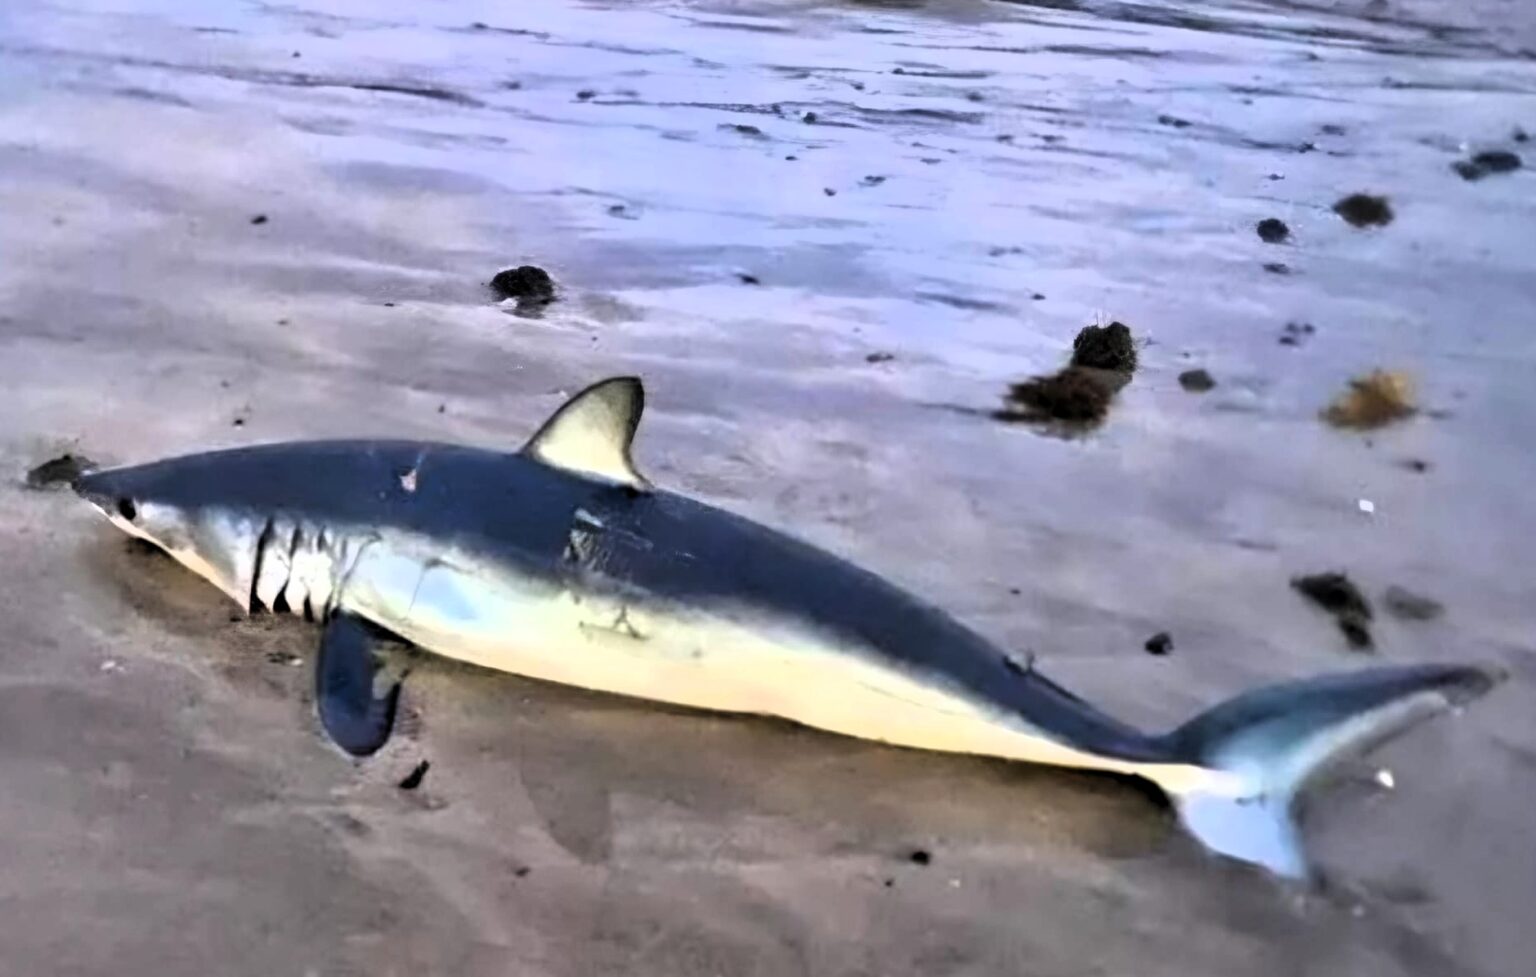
[1256,218,1291,243]
[727,123,763,136]
[802,111,818,124]
[966,91,985,102]
[471,21,487,29]
[1292,572,1374,650]
[865,352,896,364]
[1157,114,1192,128]
[1178,368,1216,393]
[514,866,531,878]
[1453,150,1522,181]
[250,214,268,225]
[1278,321,1316,347]
[736,272,761,285]
[398,760,430,791]
[1031,293,1045,301]
[1263,262,1291,275]
[908,849,932,866]
[1070,321,1137,373]
[883,878,895,888]
[437,404,447,414]
[1383,586,1444,622]
[490,265,556,304]
[25,453,95,489]
[1144,632,1173,656]
[576,89,595,100]
[1399,457,1431,473]
[861,175,886,187]
[232,417,246,428]
[824,188,837,196]
[1333,193,1393,227]
[1320,124,1347,136]
[996,134,1014,143]
[784,155,798,161]
[1514,127,1529,143]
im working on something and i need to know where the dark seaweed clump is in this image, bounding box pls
[1070,321,1137,373]
[1333,194,1393,228]
[491,265,556,303]
[25,453,95,489]
[1292,572,1374,650]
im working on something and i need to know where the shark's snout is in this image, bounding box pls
[72,469,142,524]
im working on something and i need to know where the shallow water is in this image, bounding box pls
[1,1,1534,975]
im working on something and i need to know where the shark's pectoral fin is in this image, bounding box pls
[522,376,650,490]
[316,612,404,757]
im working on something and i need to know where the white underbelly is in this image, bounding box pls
[340,545,1219,792]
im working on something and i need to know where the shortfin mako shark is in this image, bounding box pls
[73,376,1504,878]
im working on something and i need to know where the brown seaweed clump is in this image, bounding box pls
[998,321,1138,430]
[1292,572,1374,650]
[1001,367,1121,423]
[1322,370,1416,429]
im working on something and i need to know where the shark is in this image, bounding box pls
[72,375,1504,878]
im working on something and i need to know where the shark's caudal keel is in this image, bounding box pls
[72,376,1506,879]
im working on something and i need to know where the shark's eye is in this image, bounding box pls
[117,498,138,521]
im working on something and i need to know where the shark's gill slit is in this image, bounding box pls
[249,516,275,613]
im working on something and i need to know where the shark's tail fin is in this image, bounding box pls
[1151,663,1504,878]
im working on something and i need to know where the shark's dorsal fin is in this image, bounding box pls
[522,376,650,490]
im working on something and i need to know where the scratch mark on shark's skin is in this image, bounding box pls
[579,605,647,641]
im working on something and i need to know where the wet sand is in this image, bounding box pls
[2,0,1534,974]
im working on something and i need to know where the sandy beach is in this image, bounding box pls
[2,0,1534,974]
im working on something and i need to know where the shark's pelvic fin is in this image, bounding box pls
[1150,663,1503,878]
[315,612,404,757]
[522,376,650,491]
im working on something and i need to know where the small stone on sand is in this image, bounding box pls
[1453,150,1522,181]
[1178,368,1216,393]
[1383,585,1444,621]
[1256,218,1290,243]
